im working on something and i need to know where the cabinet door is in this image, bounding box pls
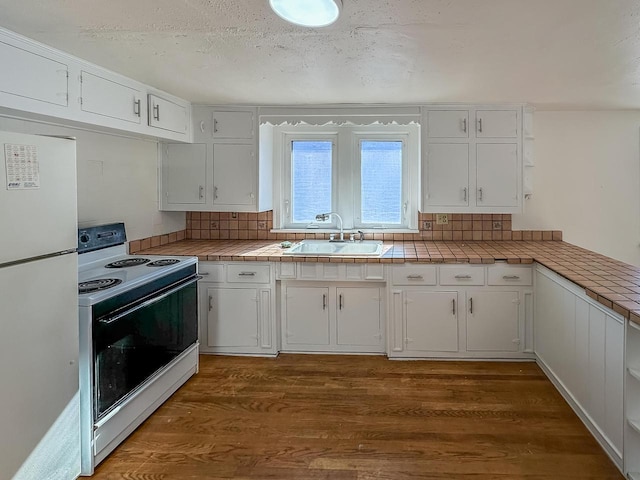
[475,110,518,138]
[80,71,142,124]
[466,290,519,351]
[283,286,330,346]
[426,110,469,138]
[213,144,256,206]
[604,313,624,453]
[163,144,206,205]
[405,291,458,352]
[425,144,469,207]
[148,94,188,134]
[212,110,254,139]
[206,287,259,347]
[0,41,68,107]
[336,287,383,349]
[476,143,518,207]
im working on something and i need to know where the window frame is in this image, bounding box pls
[272,123,419,232]
[353,134,410,229]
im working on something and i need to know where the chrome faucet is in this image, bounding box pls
[315,212,344,242]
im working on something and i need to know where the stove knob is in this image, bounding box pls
[79,233,90,244]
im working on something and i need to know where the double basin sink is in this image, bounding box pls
[283,239,384,257]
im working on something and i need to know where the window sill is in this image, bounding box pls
[271,228,419,235]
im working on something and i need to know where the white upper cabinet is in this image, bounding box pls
[475,110,518,138]
[0,27,191,142]
[426,110,469,138]
[80,71,142,124]
[160,106,272,212]
[0,40,68,108]
[161,144,206,207]
[476,143,519,207]
[425,143,470,207]
[422,105,523,214]
[148,94,188,134]
[213,110,255,140]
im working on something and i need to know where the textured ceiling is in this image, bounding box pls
[0,0,639,108]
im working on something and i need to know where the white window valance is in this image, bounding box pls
[258,105,421,126]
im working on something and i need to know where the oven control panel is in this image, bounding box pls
[78,223,127,253]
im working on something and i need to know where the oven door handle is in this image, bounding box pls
[98,275,202,325]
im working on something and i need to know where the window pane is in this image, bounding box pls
[292,141,332,223]
[361,141,402,224]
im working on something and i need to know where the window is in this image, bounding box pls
[291,140,333,224]
[359,140,403,226]
[273,123,419,231]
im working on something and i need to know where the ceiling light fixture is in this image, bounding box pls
[269,0,342,27]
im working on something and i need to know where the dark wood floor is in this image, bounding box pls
[92,354,623,479]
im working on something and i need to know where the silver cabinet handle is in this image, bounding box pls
[478,187,483,202]
[452,298,456,315]
[469,297,473,314]
[322,294,327,310]
[208,295,213,311]
[502,275,520,280]
[478,117,483,133]
[133,99,141,117]
[238,272,256,276]
[407,274,424,280]
[199,185,204,199]
[199,271,209,276]
[153,104,160,121]
[463,187,467,202]
[462,117,467,133]
[339,294,344,310]
[454,274,472,279]
[213,118,218,133]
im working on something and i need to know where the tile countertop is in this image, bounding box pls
[136,239,640,325]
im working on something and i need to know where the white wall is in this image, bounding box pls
[513,110,640,266]
[0,115,185,241]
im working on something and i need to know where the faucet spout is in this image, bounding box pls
[316,212,344,241]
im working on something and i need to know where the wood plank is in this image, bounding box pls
[91,354,622,479]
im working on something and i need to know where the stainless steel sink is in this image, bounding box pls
[282,239,384,256]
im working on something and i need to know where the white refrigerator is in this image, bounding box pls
[0,131,80,480]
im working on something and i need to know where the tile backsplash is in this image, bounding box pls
[183,211,562,242]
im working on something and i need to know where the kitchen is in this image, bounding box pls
[0,0,639,479]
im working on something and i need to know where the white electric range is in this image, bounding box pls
[77,223,200,475]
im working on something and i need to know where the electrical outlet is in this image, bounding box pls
[231,212,238,219]
[257,221,267,230]
[422,221,433,231]
[210,221,219,229]
[493,221,502,230]
[436,214,449,225]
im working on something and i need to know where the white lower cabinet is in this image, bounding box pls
[281,282,384,353]
[535,265,623,470]
[283,286,330,346]
[466,290,520,352]
[404,291,459,352]
[198,262,276,356]
[625,320,640,478]
[389,264,531,359]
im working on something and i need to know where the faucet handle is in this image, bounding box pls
[329,233,336,241]
[349,233,356,242]
[357,230,365,241]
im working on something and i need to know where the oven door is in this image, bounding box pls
[92,275,198,420]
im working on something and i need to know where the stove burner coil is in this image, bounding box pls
[147,259,180,267]
[79,278,123,294]
[105,258,150,268]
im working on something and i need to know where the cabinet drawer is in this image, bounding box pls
[198,263,224,282]
[439,266,485,285]
[227,264,271,283]
[392,265,437,285]
[487,265,532,286]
